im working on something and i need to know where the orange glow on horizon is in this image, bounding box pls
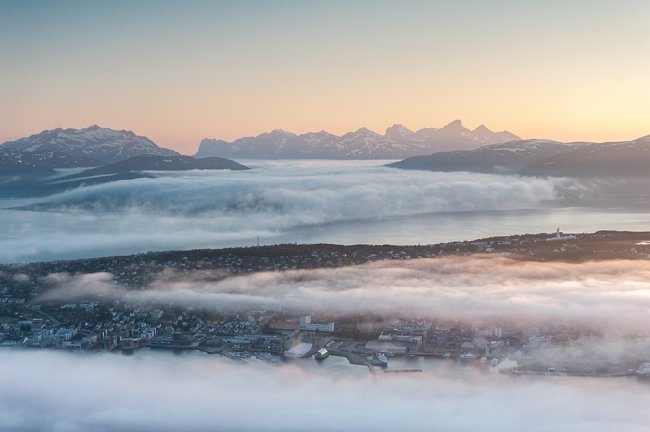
[1,1,649,154]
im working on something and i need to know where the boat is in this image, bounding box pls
[460,352,478,361]
[314,347,330,360]
[375,352,389,366]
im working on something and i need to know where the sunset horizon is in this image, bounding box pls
[6,119,650,155]
[2,0,649,152]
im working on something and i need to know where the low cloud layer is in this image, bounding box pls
[2,162,649,263]
[40,256,650,333]
[0,349,648,432]
[0,163,571,263]
[22,166,559,216]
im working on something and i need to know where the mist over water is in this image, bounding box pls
[3,162,650,430]
[1,160,649,263]
[1,349,648,432]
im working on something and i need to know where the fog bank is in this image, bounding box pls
[0,350,648,432]
[40,256,650,333]
[2,162,650,263]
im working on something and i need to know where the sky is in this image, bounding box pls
[1,0,649,153]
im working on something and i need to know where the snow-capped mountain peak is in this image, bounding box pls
[1,126,179,168]
[350,127,380,136]
[384,124,418,142]
[473,124,492,133]
[443,119,465,130]
[195,121,521,159]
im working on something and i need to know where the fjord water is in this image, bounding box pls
[1,159,649,263]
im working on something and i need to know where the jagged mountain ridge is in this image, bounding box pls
[195,120,520,159]
[1,125,180,169]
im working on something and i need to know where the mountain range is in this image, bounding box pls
[388,135,650,177]
[4,124,650,180]
[0,125,180,170]
[0,126,248,178]
[0,126,250,195]
[195,120,520,159]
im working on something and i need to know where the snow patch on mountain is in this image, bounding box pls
[1,126,179,168]
[195,121,521,159]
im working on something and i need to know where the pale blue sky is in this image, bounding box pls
[1,0,649,152]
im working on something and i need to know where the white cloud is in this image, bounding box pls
[2,163,648,264]
[0,165,570,263]
[0,349,648,432]
[40,256,650,334]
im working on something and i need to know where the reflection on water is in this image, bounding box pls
[273,207,650,246]
[1,206,649,264]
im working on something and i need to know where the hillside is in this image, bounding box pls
[59,155,249,180]
[520,136,650,177]
[387,140,580,174]
[389,136,650,177]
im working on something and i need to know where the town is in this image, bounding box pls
[2,230,650,378]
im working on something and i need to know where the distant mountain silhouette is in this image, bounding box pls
[195,120,520,159]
